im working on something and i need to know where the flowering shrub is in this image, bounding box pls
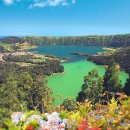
[9,111,65,130]
[2,94,130,130]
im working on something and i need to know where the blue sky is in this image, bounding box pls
[0,0,130,36]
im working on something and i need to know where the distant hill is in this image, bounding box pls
[24,34,130,47]
[0,36,25,44]
[1,34,130,47]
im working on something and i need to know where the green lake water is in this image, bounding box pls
[29,45,129,105]
[48,60,128,105]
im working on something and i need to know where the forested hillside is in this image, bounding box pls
[1,34,130,47]
[25,34,130,47]
[88,47,130,72]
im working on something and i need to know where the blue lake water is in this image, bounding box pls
[29,45,104,61]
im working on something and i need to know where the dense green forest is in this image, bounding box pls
[24,34,130,47]
[0,58,64,77]
[1,34,130,47]
[0,65,54,119]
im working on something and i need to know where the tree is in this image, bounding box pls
[27,74,54,113]
[0,75,21,122]
[17,72,33,111]
[17,72,53,113]
[124,72,130,96]
[61,97,78,111]
[103,59,122,93]
[76,69,103,103]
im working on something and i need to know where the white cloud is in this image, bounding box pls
[3,0,14,5]
[3,0,76,8]
[48,0,67,6]
[3,0,21,5]
[29,0,76,8]
[30,2,46,8]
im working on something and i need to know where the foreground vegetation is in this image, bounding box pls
[0,59,130,129]
[1,95,130,130]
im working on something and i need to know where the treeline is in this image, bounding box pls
[88,47,130,72]
[25,34,130,47]
[1,55,64,78]
[1,34,130,47]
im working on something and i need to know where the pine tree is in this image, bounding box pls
[103,59,122,93]
[17,72,53,112]
[77,69,103,103]
[17,72,33,111]
[28,74,54,112]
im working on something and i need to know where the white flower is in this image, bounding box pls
[47,115,53,121]
[27,114,44,124]
[45,113,50,117]
[11,112,66,130]
[11,112,24,124]
[51,112,59,117]
[39,120,46,127]
[48,116,60,125]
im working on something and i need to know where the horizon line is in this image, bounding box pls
[1,33,130,37]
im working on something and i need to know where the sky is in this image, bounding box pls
[0,0,130,36]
